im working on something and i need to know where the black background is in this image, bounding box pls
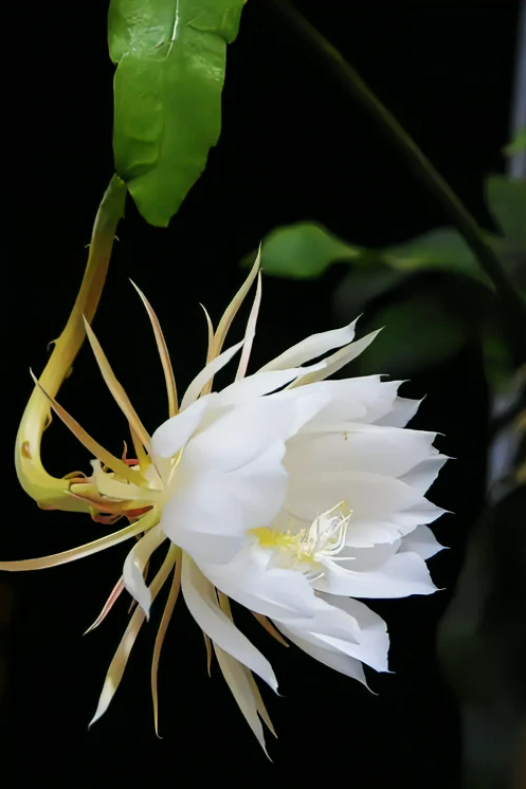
[3,1,519,786]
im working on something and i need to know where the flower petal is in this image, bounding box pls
[290,330,381,386]
[260,319,358,372]
[123,524,166,618]
[399,455,448,495]
[235,270,263,381]
[314,551,438,598]
[90,544,177,726]
[285,471,431,522]
[83,317,151,453]
[182,396,303,472]
[0,514,154,572]
[278,627,368,686]
[180,341,244,410]
[399,525,445,559]
[199,546,317,619]
[151,557,181,736]
[214,645,270,755]
[375,396,422,427]
[130,280,178,418]
[285,423,439,480]
[274,593,388,672]
[319,594,390,672]
[151,395,214,459]
[218,367,323,405]
[181,554,278,691]
[162,443,289,563]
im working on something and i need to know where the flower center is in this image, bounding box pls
[252,502,351,578]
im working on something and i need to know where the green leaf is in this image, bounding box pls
[257,222,364,278]
[256,222,493,286]
[503,128,526,156]
[350,287,468,378]
[485,175,526,250]
[333,266,408,319]
[382,228,491,284]
[108,0,246,227]
[482,328,515,394]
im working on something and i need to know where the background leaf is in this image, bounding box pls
[255,222,364,278]
[485,175,526,250]
[255,222,493,286]
[503,127,526,156]
[340,285,469,378]
[109,0,246,227]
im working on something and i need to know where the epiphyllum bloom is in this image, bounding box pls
[1,256,448,752]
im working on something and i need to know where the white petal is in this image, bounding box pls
[322,595,390,672]
[200,546,317,619]
[151,395,214,459]
[162,443,288,564]
[273,594,386,672]
[182,396,301,472]
[291,330,381,386]
[260,319,358,372]
[281,381,368,425]
[400,525,445,559]
[122,524,166,618]
[285,471,429,522]
[285,423,439,480]
[277,625,368,686]
[343,518,413,547]
[219,369,306,403]
[314,551,438,598]
[337,540,401,571]
[235,268,263,382]
[298,377,413,427]
[218,363,325,405]
[399,455,448,495]
[375,396,422,427]
[181,554,278,691]
[180,341,244,410]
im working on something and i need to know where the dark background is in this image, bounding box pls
[3,1,519,786]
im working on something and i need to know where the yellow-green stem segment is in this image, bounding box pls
[15,175,127,512]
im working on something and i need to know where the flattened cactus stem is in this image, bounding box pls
[15,175,127,512]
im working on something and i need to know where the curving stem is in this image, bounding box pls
[15,175,127,513]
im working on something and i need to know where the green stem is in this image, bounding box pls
[15,175,127,512]
[270,0,526,353]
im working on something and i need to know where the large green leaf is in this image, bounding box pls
[256,222,364,278]
[109,0,246,227]
[256,222,493,286]
[485,175,526,250]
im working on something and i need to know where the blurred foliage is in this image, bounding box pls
[503,127,526,156]
[109,0,246,226]
[249,174,525,386]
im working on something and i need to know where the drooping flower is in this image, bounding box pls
[1,254,448,752]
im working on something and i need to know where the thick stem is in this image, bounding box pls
[15,175,127,512]
[269,0,526,356]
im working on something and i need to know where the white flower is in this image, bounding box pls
[1,254,448,753]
